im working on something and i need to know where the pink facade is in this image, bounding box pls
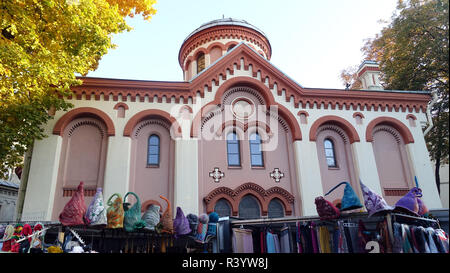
[198,86,300,217]
[315,125,358,206]
[129,118,175,211]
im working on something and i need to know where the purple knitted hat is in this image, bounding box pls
[173,207,191,237]
[360,180,393,217]
[394,187,422,216]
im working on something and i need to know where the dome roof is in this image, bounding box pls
[183,17,269,43]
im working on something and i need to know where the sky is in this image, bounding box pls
[87,0,399,89]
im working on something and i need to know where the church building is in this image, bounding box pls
[20,18,442,221]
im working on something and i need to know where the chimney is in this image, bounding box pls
[356,60,383,90]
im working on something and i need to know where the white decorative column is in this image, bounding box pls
[293,140,324,216]
[405,140,442,209]
[174,138,199,215]
[22,134,62,221]
[351,141,383,196]
[103,135,131,202]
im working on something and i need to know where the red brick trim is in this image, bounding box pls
[353,112,365,119]
[203,182,294,216]
[123,109,182,138]
[206,42,226,53]
[365,117,414,144]
[70,45,430,115]
[297,110,309,117]
[357,66,380,78]
[309,115,360,144]
[179,25,272,68]
[406,114,417,120]
[113,102,129,110]
[53,107,115,136]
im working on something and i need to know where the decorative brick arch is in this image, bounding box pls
[206,42,226,53]
[194,47,207,59]
[53,107,115,136]
[225,41,239,51]
[297,110,309,117]
[203,182,295,216]
[309,115,360,144]
[406,114,417,120]
[353,112,365,119]
[190,76,302,141]
[113,102,129,110]
[366,116,414,144]
[123,109,182,138]
[216,120,273,137]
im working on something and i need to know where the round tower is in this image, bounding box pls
[179,18,272,81]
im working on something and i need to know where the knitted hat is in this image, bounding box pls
[22,224,33,243]
[59,181,87,226]
[159,195,174,234]
[12,223,23,240]
[394,187,422,216]
[1,225,14,242]
[186,213,199,236]
[325,182,363,211]
[85,187,107,226]
[417,197,429,217]
[142,204,160,231]
[360,180,394,217]
[207,212,219,237]
[173,207,191,237]
[315,196,341,220]
[196,213,209,241]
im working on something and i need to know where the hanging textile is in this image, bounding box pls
[232,228,254,253]
[434,229,449,253]
[318,225,331,253]
[266,230,280,253]
[280,227,291,253]
[337,220,348,253]
[310,222,319,253]
[414,226,430,253]
[424,227,439,253]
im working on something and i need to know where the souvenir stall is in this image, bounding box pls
[221,180,449,254]
[0,182,219,254]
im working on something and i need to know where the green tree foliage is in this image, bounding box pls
[0,0,156,178]
[345,0,449,192]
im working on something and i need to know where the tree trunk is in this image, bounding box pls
[434,105,443,194]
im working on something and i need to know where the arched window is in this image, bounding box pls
[197,53,205,73]
[214,199,231,218]
[147,134,160,166]
[238,195,260,219]
[227,132,241,166]
[268,199,285,218]
[249,132,263,167]
[324,138,337,167]
[227,44,236,51]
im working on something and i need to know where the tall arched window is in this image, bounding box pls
[197,53,205,73]
[268,199,285,218]
[250,132,264,167]
[227,132,241,166]
[238,195,261,219]
[147,134,160,166]
[214,199,231,218]
[324,138,337,167]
